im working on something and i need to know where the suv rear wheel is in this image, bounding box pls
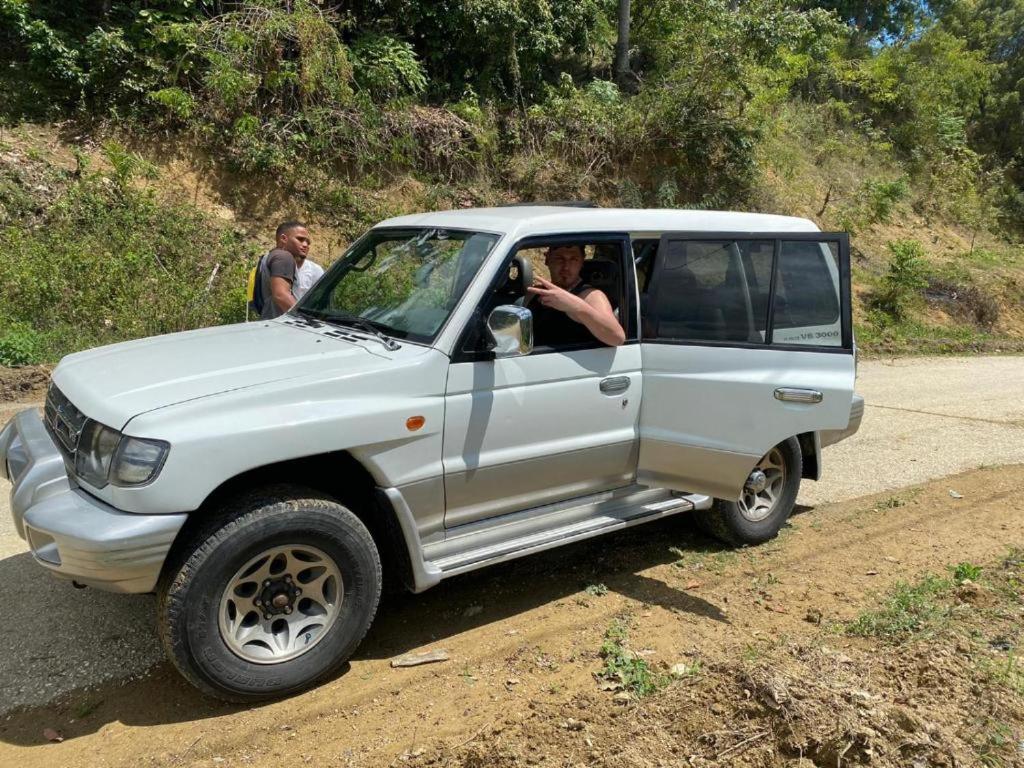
[157,487,381,702]
[695,437,802,546]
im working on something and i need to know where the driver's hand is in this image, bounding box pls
[526,277,584,314]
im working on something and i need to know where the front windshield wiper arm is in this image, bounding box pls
[301,308,401,352]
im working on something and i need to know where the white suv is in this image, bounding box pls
[0,206,863,700]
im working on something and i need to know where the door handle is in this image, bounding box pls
[774,387,823,404]
[600,376,631,395]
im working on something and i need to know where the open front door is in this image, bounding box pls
[637,232,855,500]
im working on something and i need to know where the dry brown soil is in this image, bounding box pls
[1,465,1022,767]
[0,366,49,403]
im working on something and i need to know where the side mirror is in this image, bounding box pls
[486,305,533,358]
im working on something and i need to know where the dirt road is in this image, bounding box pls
[1,356,1022,766]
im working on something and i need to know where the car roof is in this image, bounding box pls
[373,206,820,239]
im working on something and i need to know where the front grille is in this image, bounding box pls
[44,384,88,459]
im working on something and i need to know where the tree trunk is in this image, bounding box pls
[614,0,632,89]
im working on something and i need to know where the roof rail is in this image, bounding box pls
[498,200,599,208]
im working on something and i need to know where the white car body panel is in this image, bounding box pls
[443,345,642,527]
[637,345,855,498]
[52,320,390,430]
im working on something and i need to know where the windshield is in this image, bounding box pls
[297,227,500,344]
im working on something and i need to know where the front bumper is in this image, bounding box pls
[820,393,865,448]
[1,408,187,593]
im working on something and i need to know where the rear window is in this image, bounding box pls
[644,235,846,349]
[771,241,842,347]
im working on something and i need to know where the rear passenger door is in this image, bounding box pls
[636,232,855,500]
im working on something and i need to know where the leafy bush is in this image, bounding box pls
[0,324,44,367]
[351,34,427,102]
[871,240,930,321]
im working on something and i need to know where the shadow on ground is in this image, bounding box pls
[0,514,732,746]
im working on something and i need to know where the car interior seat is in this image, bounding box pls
[580,257,621,311]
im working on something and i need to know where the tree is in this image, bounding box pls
[614,0,634,90]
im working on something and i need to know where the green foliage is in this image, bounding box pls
[597,619,668,698]
[0,324,44,367]
[0,163,252,362]
[354,0,613,102]
[351,34,427,102]
[951,562,983,584]
[871,239,930,320]
[165,0,353,121]
[835,176,909,233]
[0,0,1016,231]
[846,575,951,639]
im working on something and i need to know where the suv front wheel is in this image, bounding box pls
[696,437,802,546]
[157,487,382,702]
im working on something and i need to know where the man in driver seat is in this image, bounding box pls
[526,245,625,348]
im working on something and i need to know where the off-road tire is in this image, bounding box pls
[695,437,802,546]
[157,486,381,702]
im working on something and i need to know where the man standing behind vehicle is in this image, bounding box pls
[260,221,310,319]
[292,248,324,301]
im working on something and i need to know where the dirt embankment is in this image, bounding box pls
[0,464,1022,767]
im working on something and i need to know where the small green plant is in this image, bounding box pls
[597,619,668,698]
[871,495,907,512]
[863,177,909,224]
[846,575,951,640]
[951,561,983,584]
[975,718,1015,768]
[0,325,44,366]
[871,240,930,321]
[584,583,609,597]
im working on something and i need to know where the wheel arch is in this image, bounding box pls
[161,451,417,593]
[797,431,821,481]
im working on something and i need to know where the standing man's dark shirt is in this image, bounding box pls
[260,249,297,319]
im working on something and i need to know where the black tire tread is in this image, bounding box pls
[156,485,381,702]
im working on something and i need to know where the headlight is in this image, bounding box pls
[75,420,121,488]
[111,436,170,487]
[74,420,170,488]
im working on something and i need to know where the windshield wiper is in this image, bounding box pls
[302,308,401,351]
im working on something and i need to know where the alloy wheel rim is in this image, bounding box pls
[738,447,786,523]
[218,544,343,664]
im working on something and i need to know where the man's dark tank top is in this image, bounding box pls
[530,282,597,348]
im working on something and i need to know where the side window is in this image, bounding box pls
[771,241,842,347]
[516,243,625,352]
[647,239,772,343]
[459,239,629,358]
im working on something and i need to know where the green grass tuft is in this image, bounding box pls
[846,575,951,640]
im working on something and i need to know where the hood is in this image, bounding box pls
[52,320,385,429]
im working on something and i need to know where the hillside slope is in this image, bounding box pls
[1,120,1021,364]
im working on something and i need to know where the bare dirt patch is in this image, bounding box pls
[0,366,49,402]
[1,465,1023,767]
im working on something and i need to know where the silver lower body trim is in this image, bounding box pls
[426,486,712,580]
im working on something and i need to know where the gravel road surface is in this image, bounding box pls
[1,355,1022,713]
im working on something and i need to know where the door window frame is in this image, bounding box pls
[644,231,852,354]
[452,231,638,363]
